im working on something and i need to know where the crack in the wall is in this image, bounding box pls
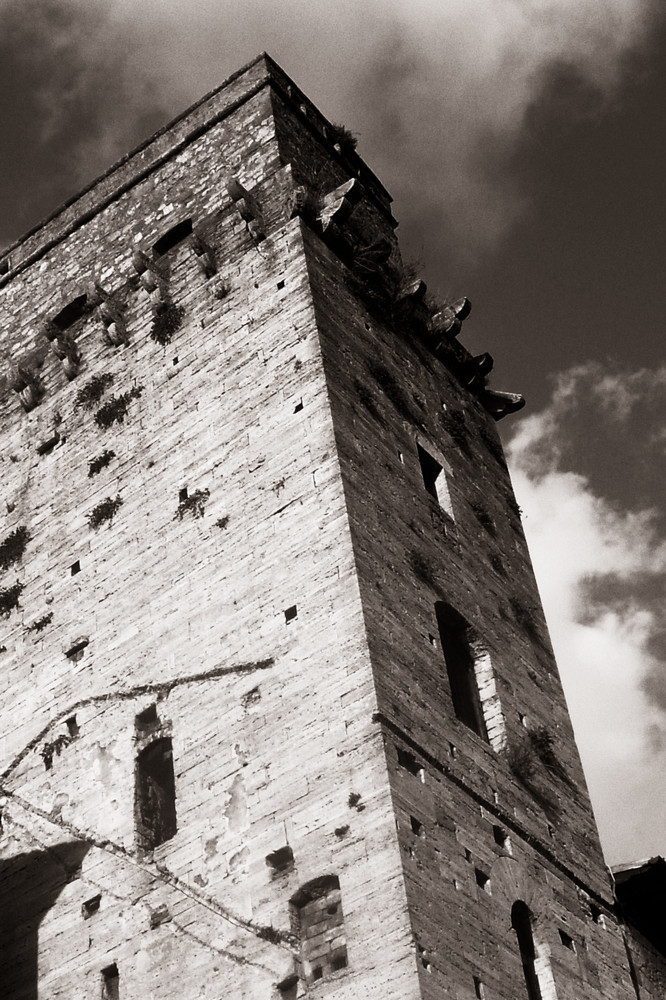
[4,788,297,957]
[1,658,274,783]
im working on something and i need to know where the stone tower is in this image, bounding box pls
[0,54,644,1000]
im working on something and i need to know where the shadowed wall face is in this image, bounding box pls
[0,842,91,1000]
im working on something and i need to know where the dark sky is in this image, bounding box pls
[0,0,664,864]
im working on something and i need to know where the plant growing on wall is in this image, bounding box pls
[75,373,114,410]
[0,526,30,571]
[330,123,358,155]
[88,495,123,530]
[150,303,185,345]
[0,581,24,617]
[174,489,210,520]
[40,733,72,769]
[27,612,53,633]
[94,386,143,429]
[88,449,116,477]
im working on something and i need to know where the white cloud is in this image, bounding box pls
[506,364,666,864]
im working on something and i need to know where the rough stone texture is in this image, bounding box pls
[0,52,655,999]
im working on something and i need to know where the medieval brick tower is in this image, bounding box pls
[0,54,650,1000]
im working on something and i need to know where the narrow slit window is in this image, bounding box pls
[284,605,298,624]
[435,602,506,750]
[153,219,193,256]
[417,443,453,516]
[66,715,80,738]
[410,816,425,838]
[135,736,177,851]
[101,964,119,1000]
[558,929,576,952]
[511,901,543,1000]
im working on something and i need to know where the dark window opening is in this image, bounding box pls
[153,219,193,256]
[277,974,298,999]
[135,704,159,731]
[52,294,88,331]
[475,869,491,893]
[101,964,119,1000]
[294,400,303,413]
[82,894,101,918]
[37,432,61,456]
[178,486,188,502]
[135,737,177,851]
[512,901,542,1000]
[417,443,442,500]
[290,875,348,985]
[284,605,298,624]
[396,746,424,780]
[66,637,89,661]
[266,845,295,874]
[410,816,425,838]
[493,825,510,851]
[559,929,576,951]
[435,602,487,739]
[66,716,80,738]
[277,280,285,289]
[70,560,81,576]
[590,904,605,926]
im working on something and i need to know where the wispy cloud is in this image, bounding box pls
[0,0,662,255]
[506,363,666,863]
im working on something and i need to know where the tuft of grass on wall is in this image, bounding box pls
[75,373,114,410]
[94,387,143,429]
[88,495,123,530]
[0,526,30,572]
[88,450,116,477]
[150,304,185,345]
[0,581,24,618]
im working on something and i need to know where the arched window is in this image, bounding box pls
[290,875,348,984]
[511,901,542,1000]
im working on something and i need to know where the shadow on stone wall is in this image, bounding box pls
[0,840,91,999]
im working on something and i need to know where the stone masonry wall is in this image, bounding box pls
[0,51,655,1000]
[304,221,642,998]
[0,61,423,1000]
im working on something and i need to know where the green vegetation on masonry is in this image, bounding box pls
[88,449,116,477]
[27,612,53,633]
[174,489,210,520]
[0,581,24,618]
[75,373,114,410]
[88,495,123,530]
[0,526,30,571]
[40,733,72,769]
[94,386,143,429]
[150,303,185,345]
